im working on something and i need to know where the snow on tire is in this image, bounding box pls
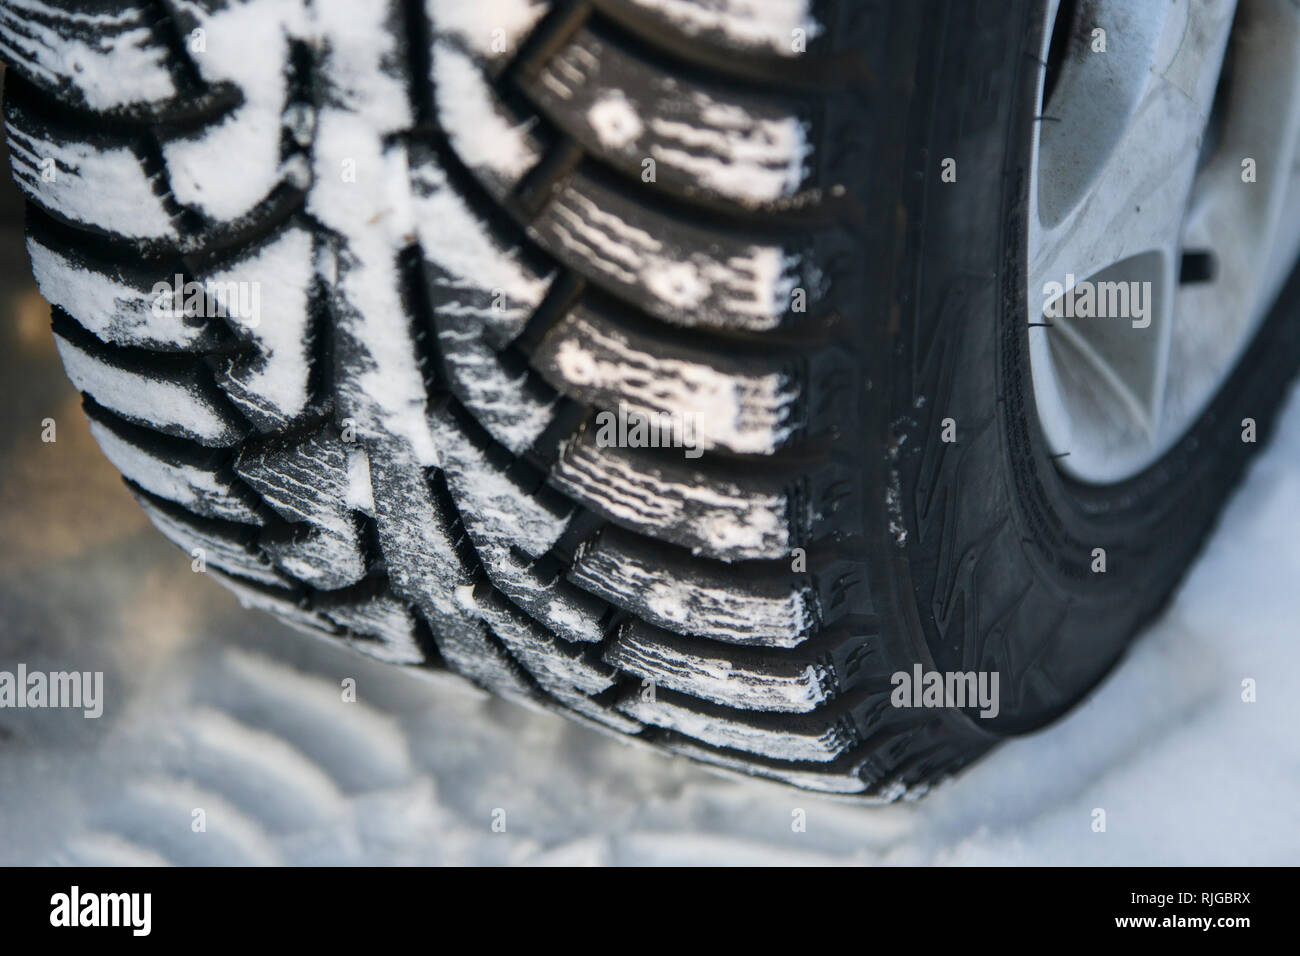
[3,0,1007,797]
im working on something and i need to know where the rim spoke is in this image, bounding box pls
[1169,1,1300,434]
[1042,251,1172,437]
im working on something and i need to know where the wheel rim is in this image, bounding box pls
[1027,0,1300,485]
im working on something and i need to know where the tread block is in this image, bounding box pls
[532,301,804,455]
[432,409,573,559]
[524,24,819,206]
[53,321,249,447]
[316,591,425,664]
[471,584,616,695]
[409,150,560,453]
[260,523,367,591]
[605,619,830,711]
[363,450,536,695]
[661,736,869,794]
[472,580,641,732]
[234,427,354,529]
[0,1,176,113]
[409,161,561,456]
[434,614,537,698]
[211,226,318,429]
[410,147,556,348]
[528,172,829,331]
[161,102,302,223]
[86,411,263,525]
[5,107,176,239]
[427,414,611,644]
[550,427,793,560]
[570,525,817,646]
[209,569,338,638]
[235,427,368,590]
[619,687,853,762]
[363,448,472,616]
[432,39,545,201]
[470,537,610,644]
[135,491,286,588]
[27,238,229,351]
[433,310,559,455]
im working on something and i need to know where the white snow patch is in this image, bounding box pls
[549,188,800,327]
[164,104,285,221]
[308,0,411,131]
[560,441,787,559]
[454,584,479,612]
[6,123,175,238]
[409,158,553,335]
[552,315,796,454]
[426,0,550,59]
[28,240,205,349]
[292,2,446,459]
[544,599,586,635]
[432,41,540,184]
[345,446,375,513]
[587,91,645,150]
[213,227,315,420]
[644,582,690,624]
[625,0,823,54]
[88,421,228,515]
[54,334,236,444]
[161,0,316,219]
[310,109,439,465]
[172,0,310,88]
[0,1,174,110]
[649,99,811,202]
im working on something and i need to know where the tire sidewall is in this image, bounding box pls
[894,0,1300,733]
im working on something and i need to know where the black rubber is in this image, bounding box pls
[897,0,1300,738]
[4,0,1295,798]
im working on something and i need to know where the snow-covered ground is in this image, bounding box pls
[0,265,1297,865]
